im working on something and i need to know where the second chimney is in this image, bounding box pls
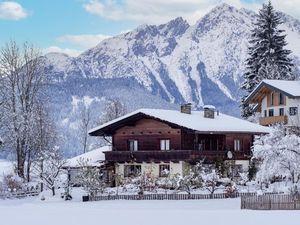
[204,105,216,119]
[181,103,192,114]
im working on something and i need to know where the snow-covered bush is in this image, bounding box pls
[1,174,23,192]
[253,124,300,185]
[201,169,221,198]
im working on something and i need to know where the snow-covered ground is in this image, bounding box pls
[1,195,300,225]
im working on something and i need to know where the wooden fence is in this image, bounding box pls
[0,190,40,199]
[88,192,282,202]
[241,194,300,210]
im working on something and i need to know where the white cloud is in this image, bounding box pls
[82,0,262,25]
[57,34,111,49]
[0,1,29,20]
[44,46,82,57]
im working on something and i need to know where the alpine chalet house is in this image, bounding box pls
[89,105,270,183]
[245,80,300,127]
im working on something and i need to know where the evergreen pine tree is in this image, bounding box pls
[241,1,294,118]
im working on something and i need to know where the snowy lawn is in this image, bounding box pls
[1,197,300,225]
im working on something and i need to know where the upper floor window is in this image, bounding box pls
[289,107,298,116]
[160,139,170,151]
[234,139,240,151]
[128,139,138,151]
[269,109,274,117]
[279,108,284,116]
[279,93,284,105]
[270,92,274,106]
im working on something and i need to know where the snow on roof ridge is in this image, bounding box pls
[89,108,271,135]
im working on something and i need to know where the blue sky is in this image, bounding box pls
[0,0,298,56]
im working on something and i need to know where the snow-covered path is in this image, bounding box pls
[0,198,299,225]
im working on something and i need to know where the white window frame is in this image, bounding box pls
[160,139,170,151]
[234,139,240,151]
[128,139,138,151]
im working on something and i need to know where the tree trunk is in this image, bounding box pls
[51,186,55,196]
[16,140,25,178]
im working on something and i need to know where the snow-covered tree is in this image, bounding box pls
[100,99,127,124]
[241,1,294,118]
[33,146,66,196]
[79,105,91,154]
[0,41,47,178]
[253,124,300,184]
[76,159,106,197]
[201,169,221,198]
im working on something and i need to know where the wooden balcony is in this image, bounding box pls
[104,150,248,163]
[259,115,288,126]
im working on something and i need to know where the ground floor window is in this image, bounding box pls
[124,165,141,177]
[289,107,298,116]
[230,165,243,177]
[159,164,170,177]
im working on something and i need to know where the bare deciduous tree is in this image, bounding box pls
[100,99,127,124]
[79,105,91,154]
[32,146,65,196]
[0,41,46,178]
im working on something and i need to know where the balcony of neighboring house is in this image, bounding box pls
[259,115,288,126]
[104,150,248,163]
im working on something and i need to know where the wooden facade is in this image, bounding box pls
[104,117,253,163]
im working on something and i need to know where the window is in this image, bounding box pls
[289,107,298,116]
[234,139,240,151]
[279,93,284,105]
[159,164,170,177]
[270,92,274,106]
[269,109,274,117]
[128,139,138,151]
[160,139,170,151]
[124,165,141,177]
[279,108,284,116]
[198,140,205,151]
[264,110,267,117]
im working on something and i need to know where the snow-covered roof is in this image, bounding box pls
[89,108,270,135]
[65,146,111,168]
[246,79,300,103]
[203,105,216,110]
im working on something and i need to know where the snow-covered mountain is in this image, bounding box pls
[44,4,300,110]
[42,3,300,156]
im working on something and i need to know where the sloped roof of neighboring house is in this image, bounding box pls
[89,108,271,136]
[65,145,111,168]
[245,79,300,104]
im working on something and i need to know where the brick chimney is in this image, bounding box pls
[204,105,216,119]
[180,103,192,114]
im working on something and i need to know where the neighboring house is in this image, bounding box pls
[245,79,300,127]
[89,105,269,182]
[64,146,111,185]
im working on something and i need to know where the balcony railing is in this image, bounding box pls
[259,115,288,126]
[104,150,248,163]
